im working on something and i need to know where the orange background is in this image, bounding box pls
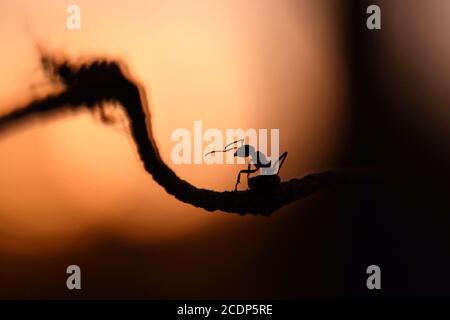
[0,0,346,253]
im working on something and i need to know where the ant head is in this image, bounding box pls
[234,145,251,158]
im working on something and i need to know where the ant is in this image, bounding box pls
[205,139,288,191]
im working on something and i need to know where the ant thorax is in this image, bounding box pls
[249,150,272,168]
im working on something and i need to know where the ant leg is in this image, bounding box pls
[235,164,251,190]
[278,152,288,171]
[234,166,259,191]
[234,172,241,191]
[273,152,288,174]
[246,164,262,185]
[245,164,252,185]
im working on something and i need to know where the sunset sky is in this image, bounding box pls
[0,0,346,253]
[3,0,450,301]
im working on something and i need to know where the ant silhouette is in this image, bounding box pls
[205,139,288,191]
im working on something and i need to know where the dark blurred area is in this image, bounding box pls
[339,0,450,298]
[1,0,450,299]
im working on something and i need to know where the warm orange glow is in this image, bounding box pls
[0,0,346,253]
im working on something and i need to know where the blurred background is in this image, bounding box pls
[0,0,449,298]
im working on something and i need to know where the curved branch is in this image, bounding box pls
[0,58,377,215]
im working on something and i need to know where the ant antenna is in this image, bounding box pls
[204,139,244,157]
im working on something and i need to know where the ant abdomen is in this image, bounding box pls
[248,175,281,194]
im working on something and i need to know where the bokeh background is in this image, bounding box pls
[0,0,450,298]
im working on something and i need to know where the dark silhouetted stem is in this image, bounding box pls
[0,61,379,215]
